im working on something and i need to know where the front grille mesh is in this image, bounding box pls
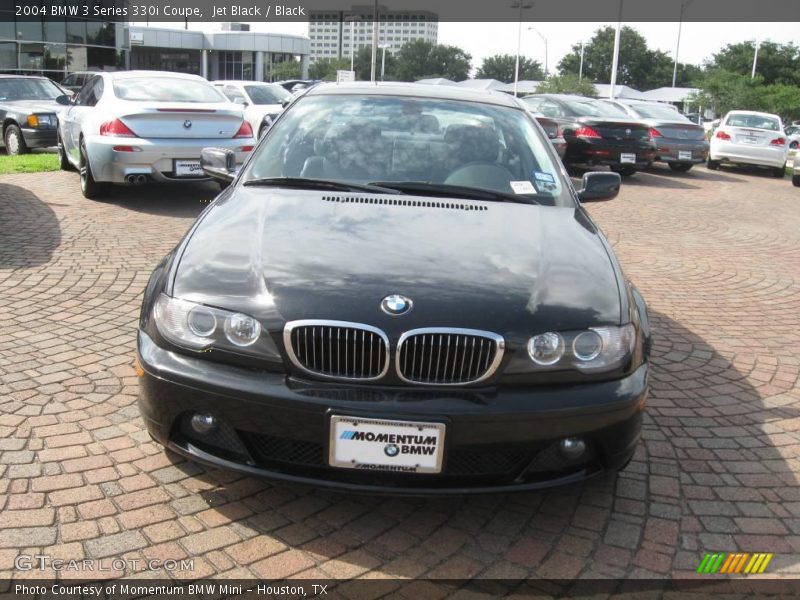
[287,323,387,380]
[398,331,502,385]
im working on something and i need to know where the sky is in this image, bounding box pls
[136,21,800,78]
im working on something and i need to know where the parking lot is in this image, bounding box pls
[1,163,799,581]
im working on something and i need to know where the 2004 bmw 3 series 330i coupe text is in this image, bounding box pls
[137,82,651,494]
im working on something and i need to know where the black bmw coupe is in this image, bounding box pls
[137,82,651,494]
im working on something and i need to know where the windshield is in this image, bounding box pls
[0,78,63,101]
[725,113,781,131]
[246,93,571,206]
[629,103,689,121]
[566,99,630,118]
[113,78,227,103]
[245,84,291,105]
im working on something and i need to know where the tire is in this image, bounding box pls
[793,174,800,187]
[57,131,71,171]
[611,165,637,177]
[4,124,28,155]
[790,141,798,149]
[773,167,785,178]
[79,139,107,200]
[707,159,720,170]
[668,162,693,172]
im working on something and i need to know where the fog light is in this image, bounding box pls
[559,437,586,459]
[190,413,217,435]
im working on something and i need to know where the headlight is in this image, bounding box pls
[153,294,279,359]
[27,114,55,127]
[526,324,636,373]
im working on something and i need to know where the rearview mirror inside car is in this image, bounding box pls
[201,148,236,183]
[577,171,621,202]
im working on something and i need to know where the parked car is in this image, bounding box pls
[527,109,567,159]
[60,71,99,94]
[708,110,788,177]
[136,82,651,494]
[601,99,709,172]
[784,124,800,150]
[275,79,319,94]
[0,75,64,155]
[56,71,256,199]
[522,94,656,176]
[213,80,291,137]
[792,151,800,187]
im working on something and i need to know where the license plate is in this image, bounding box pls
[620,153,636,164]
[174,159,202,177]
[678,150,692,161]
[740,136,759,145]
[329,415,445,474]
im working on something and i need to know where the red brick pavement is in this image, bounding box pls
[1,165,799,581]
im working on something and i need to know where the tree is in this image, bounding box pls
[308,57,351,81]
[705,41,800,86]
[689,70,800,122]
[557,26,694,90]
[352,46,398,81]
[535,73,597,96]
[271,59,301,81]
[393,40,472,82]
[476,54,543,83]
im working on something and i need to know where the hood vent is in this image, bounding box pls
[321,195,488,211]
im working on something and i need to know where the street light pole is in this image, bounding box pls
[370,0,378,82]
[672,0,692,87]
[751,39,760,79]
[344,16,360,73]
[528,27,548,77]
[609,0,623,99]
[578,42,585,81]
[511,1,533,96]
[379,44,390,80]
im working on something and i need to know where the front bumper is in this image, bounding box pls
[653,138,709,164]
[137,331,647,495]
[21,127,57,149]
[85,136,253,184]
[709,141,787,168]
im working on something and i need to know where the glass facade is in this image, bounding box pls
[0,4,127,80]
[130,47,201,75]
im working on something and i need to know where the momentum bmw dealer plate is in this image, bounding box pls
[620,153,636,164]
[174,160,203,177]
[329,416,446,474]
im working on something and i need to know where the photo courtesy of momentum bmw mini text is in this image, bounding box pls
[1,0,800,598]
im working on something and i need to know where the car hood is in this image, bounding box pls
[172,188,623,336]
[2,99,62,113]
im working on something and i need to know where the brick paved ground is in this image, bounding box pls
[1,165,799,582]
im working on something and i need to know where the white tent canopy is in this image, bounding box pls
[454,78,505,91]
[495,80,543,95]
[414,78,458,86]
[639,87,700,103]
[592,84,646,99]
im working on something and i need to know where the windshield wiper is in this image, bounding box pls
[368,181,539,205]
[243,177,403,194]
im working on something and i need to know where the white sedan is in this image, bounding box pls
[57,71,256,199]
[708,110,788,177]
[213,80,291,137]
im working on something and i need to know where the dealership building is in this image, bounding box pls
[0,9,310,81]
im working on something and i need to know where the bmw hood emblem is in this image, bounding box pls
[384,444,399,457]
[381,294,413,315]
[183,120,192,129]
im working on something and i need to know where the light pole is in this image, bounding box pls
[370,0,378,82]
[379,43,390,80]
[511,1,533,96]
[609,0,623,99]
[578,41,585,81]
[672,0,693,87]
[751,39,760,79]
[344,15,361,73]
[527,27,548,78]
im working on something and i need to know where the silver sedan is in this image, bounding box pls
[56,71,256,199]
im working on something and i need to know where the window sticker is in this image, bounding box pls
[510,180,537,194]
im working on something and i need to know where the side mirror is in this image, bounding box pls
[55,94,72,106]
[281,99,291,108]
[201,147,236,183]
[577,171,621,202]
